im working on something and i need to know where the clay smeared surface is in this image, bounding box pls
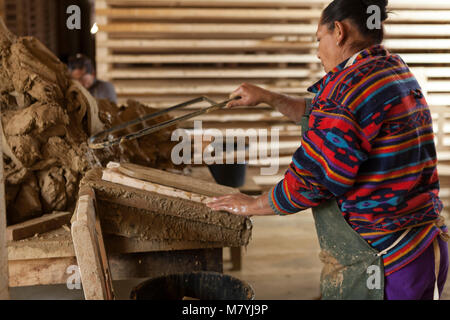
[81,168,252,247]
[318,250,345,294]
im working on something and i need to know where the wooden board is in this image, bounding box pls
[102,166,211,203]
[103,0,450,9]
[8,249,222,287]
[0,112,8,299]
[71,187,114,300]
[109,162,239,197]
[6,211,72,241]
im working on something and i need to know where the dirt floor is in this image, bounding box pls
[9,209,450,300]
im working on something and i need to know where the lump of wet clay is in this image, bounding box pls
[7,135,41,167]
[7,174,42,225]
[1,18,182,226]
[38,167,67,212]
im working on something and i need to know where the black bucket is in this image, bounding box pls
[207,142,248,188]
[208,164,247,188]
[130,271,254,300]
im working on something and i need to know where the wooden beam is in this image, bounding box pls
[96,8,323,20]
[97,8,450,23]
[103,0,450,9]
[71,187,114,300]
[113,79,312,95]
[385,39,450,50]
[98,23,317,35]
[109,162,239,197]
[9,257,77,287]
[102,167,211,204]
[103,0,329,8]
[82,168,252,235]
[0,112,8,299]
[9,249,222,287]
[7,226,228,261]
[105,53,320,64]
[97,39,317,52]
[107,68,320,79]
[6,212,72,241]
[98,23,450,37]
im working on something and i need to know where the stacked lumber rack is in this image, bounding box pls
[95,0,450,194]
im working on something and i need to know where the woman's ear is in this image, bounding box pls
[333,21,346,46]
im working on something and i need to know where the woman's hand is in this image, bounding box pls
[227,83,306,123]
[206,193,275,217]
[227,83,272,108]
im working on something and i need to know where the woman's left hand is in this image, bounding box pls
[206,193,275,217]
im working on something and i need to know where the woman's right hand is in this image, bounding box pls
[227,83,272,108]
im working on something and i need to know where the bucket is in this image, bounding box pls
[207,142,248,188]
[208,164,247,188]
[130,271,254,300]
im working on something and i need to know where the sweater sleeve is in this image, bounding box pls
[269,100,373,215]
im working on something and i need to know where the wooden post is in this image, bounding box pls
[0,113,9,299]
[71,187,114,300]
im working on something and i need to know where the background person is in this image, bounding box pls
[68,53,117,104]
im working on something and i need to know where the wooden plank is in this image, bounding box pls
[7,226,228,261]
[428,94,450,106]
[98,23,450,37]
[105,53,320,64]
[6,212,72,241]
[107,53,450,64]
[113,79,312,95]
[96,0,111,81]
[96,8,323,20]
[92,191,115,300]
[71,187,114,300]
[98,39,317,52]
[103,0,450,9]
[82,168,251,235]
[9,249,222,287]
[0,111,8,299]
[110,162,239,197]
[104,53,450,64]
[104,0,329,7]
[9,257,77,287]
[385,39,450,50]
[388,10,450,22]
[98,23,317,35]
[400,54,450,64]
[102,166,211,204]
[108,68,320,79]
[420,68,450,78]
[97,8,450,23]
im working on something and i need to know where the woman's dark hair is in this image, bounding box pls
[321,0,389,47]
[68,53,94,74]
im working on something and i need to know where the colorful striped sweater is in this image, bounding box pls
[268,44,448,276]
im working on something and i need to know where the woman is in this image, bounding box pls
[207,0,449,300]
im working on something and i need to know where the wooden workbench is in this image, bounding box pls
[7,164,252,291]
[8,227,224,288]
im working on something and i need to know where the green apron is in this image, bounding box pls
[302,99,385,300]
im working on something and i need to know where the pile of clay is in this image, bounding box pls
[0,20,178,225]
